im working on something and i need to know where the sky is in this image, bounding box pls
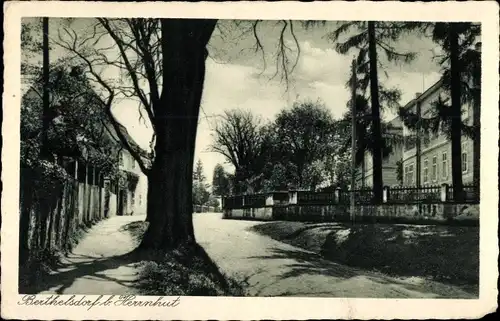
[24,18,443,185]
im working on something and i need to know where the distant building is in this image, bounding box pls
[356,117,403,188]
[102,122,149,216]
[356,79,476,188]
[400,80,475,187]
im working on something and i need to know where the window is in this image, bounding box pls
[462,143,468,173]
[405,163,414,186]
[442,152,448,179]
[423,158,429,184]
[432,155,438,182]
[408,164,414,185]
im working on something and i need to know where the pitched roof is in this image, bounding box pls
[102,118,150,159]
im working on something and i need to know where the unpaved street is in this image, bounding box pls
[194,213,475,298]
[35,213,475,298]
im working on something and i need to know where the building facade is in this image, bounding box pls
[103,122,149,216]
[356,79,476,188]
[356,117,403,188]
[401,80,475,187]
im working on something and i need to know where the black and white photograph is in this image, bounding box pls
[2,1,498,320]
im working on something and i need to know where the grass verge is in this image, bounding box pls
[121,220,246,296]
[250,221,479,295]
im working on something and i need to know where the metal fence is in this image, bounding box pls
[243,193,266,208]
[296,191,336,205]
[446,184,479,203]
[222,184,479,210]
[389,185,441,204]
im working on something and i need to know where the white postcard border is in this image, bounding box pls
[2,1,499,320]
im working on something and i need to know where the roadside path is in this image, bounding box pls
[194,213,476,298]
[38,215,143,295]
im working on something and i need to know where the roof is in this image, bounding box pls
[401,78,444,110]
[102,118,150,159]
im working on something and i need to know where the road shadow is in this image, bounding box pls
[19,249,148,294]
[247,245,476,298]
[249,247,360,280]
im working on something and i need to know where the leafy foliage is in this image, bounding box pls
[271,99,337,188]
[212,100,355,192]
[328,21,420,109]
[211,164,231,197]
[21,63,119,178]
[210,109,269,193]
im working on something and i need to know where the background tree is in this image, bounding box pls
[328,21,419,202]
[21,63,119,174]
[192,159,210,206]
[272,99,337,189]
[398,22,481,200]
[210,109,269,193]
[207,195,221,212]
[212,164,231,197]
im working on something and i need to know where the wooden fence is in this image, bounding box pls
[19,161,108,271]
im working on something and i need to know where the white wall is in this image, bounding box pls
[118,150,148,215]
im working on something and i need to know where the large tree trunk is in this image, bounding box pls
[139,19,216,250]
[367,22,384,204]
[449,23,464,202]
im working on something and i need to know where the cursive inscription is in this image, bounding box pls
[18,295,181,310]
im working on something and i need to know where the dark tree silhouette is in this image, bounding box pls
[398,22,481,201]
[212,164,231,197]
[210,109,268,193]
[327,21,419,203]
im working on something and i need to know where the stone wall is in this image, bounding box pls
[224,202,479,224]
[223,207,274,220]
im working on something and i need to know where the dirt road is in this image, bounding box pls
[35,213,475,298]
[194,213,475,298]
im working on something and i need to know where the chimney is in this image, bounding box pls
[415,92,422,99]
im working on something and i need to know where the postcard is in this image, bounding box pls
[2,1,499,319]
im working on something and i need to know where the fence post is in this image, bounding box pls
[383,186,390,204]
[288,191,298,205]
[440,183,449,202]
[335,188,342,204]
[265,193,274,206]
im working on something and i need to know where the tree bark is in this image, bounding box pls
[449,23,464,201]
[138,19,216,250]
[367,22,384,204]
